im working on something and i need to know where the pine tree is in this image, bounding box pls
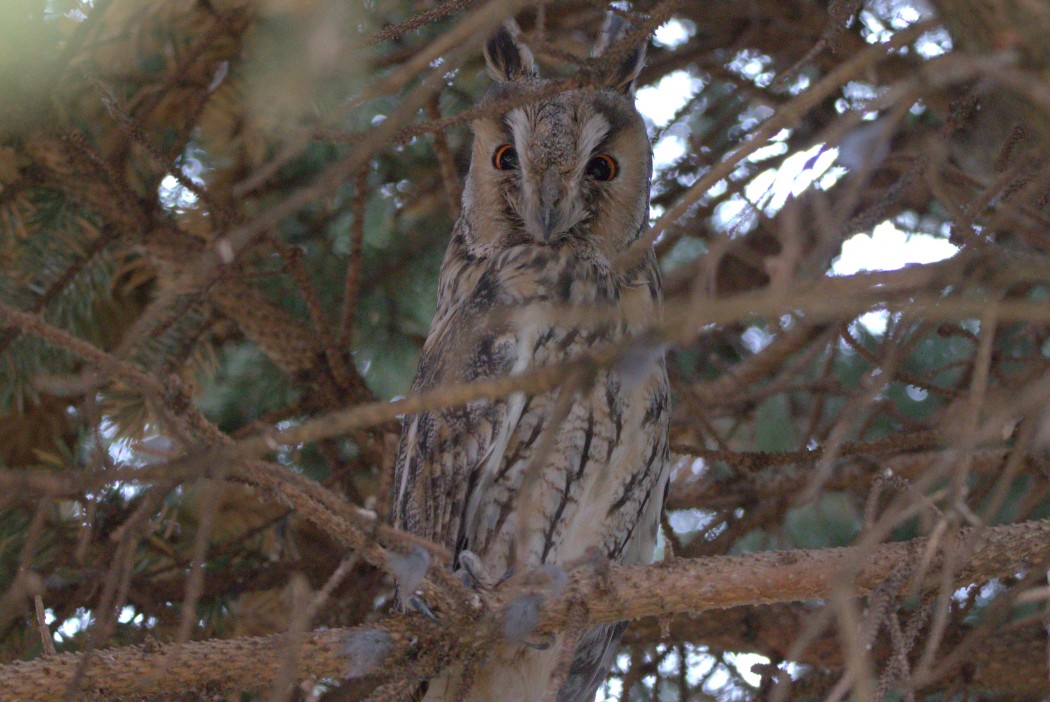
[2,0,1050,698]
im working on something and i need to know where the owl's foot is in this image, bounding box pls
[502,564,569,648]
[524,632,556,650]
[455,550,497,589]
[408,595,439,621]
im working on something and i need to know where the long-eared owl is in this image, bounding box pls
[392,14,670,702]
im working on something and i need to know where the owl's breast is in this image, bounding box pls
[406,240,668,573]
[460,290,669,576]
[484,244,621,306]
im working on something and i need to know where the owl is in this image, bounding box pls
[392,15,670,702]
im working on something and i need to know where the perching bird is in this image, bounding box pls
[392,15,670,702]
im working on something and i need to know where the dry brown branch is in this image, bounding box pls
[339,167,370,347]
[617,19,938,272]
[692,323,831,402]
[372,0,483,43]
[269,235,351,392]
[32,596,56,658]
[0,300,225,445]
[666,447,1027,512]
[672,429,940,466]
[3,518,1050,700]
[0,302,162,397]
[214,269,1050,461]
[427,97,464,221]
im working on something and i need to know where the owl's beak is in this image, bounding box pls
[541,207,559,242]
[538,170,565,243]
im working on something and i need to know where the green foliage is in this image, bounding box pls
[197,344,297,432]
[752,395,799,452]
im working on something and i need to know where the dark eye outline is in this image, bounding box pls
[585,154,618,181]
[493,144,519,170]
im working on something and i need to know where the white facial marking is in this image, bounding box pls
[577,112,610,167]
[506,108,530,167]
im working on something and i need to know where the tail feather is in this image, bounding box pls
[557,622,627,702]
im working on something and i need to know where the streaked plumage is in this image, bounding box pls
[392,16,670,702]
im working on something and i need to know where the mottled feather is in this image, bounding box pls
[392,16,669,702]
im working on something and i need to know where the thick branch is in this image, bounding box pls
[4,519,1050,700]
[623,607,1049,694]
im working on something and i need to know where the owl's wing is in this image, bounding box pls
[392,231,524,552]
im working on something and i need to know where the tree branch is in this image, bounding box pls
[4,518,1050,700]
[623,607,1049,694]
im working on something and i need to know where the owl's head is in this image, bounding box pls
[460,16,651,261]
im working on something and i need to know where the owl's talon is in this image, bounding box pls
[456,550,495,589]
[409,595,439,621]
[496,566,514,587]
[524,632,555,650]
[456,568,475,589]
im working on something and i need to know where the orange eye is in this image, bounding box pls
[493,144,519,170]
[585,154,617,181]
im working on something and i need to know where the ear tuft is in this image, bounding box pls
[591,13,646,94]
[483,19,537,82]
